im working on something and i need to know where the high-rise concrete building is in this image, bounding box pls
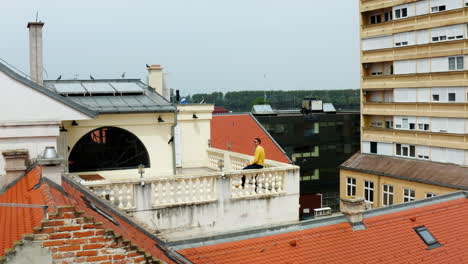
[340,0,468,208]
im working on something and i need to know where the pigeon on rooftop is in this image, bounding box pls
[90,75,95,80]
[146,64,150,68]
[56,75,62,80]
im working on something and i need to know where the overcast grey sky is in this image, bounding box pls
[1,0,360,95]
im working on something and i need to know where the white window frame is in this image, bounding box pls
[425,192,437,198]
[431,5,446,13]
[403,188,416,203]
[382,184,394,206]
[449,56,464,71]
[364,180,374,203]
[346,177,356,197]
[396,143,416,158]
[395,8,408,19]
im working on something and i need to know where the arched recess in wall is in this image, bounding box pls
[68,126,150,172]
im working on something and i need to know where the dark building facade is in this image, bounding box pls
[255,110,360,214]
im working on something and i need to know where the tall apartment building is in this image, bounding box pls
[340,0,468,208]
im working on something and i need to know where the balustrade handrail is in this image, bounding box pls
[207,147,292,168]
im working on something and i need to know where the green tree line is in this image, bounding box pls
[184,90,360,112]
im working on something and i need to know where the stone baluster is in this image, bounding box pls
[161,181,168,205]
[177,180,183,204]
[152,182,160,206]
[117,185,124,208]
[185,179,191,203]
[192,178,199,203]
[169,181,175,204]
[126,184,133,209]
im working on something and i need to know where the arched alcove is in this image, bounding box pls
[69,127,150,172]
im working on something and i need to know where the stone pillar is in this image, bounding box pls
[1,150,30,188]
[27,22,45,85]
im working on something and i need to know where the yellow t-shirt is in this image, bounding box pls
[250,146,265,166]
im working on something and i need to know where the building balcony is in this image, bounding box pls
[361,8,467,38]
[362,127,468,150]
[75,147,300,241]
[360,0,417,13]
[362,102,468,118]
[362,39,468,63]
[362,71,468,89]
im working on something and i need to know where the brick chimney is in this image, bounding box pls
[27,22,45,85]
[341,197,366,230]
[1,149,30,189]
[147,65,164,97]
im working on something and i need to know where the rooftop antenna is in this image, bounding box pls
[36,11,38,22]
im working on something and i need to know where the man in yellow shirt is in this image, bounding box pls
[243,137,265,169]
[242,138,265,190]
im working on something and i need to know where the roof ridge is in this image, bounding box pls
[0,61,96,117]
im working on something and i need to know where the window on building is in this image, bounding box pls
[425,124,430,131]
[414,226,443,249]
[425,193,437,198]
[403,188,416,202]
[385,121,393,129]
[402,118,409,129]
[396,144,415,158]
[69,127,150,172]
[383,184,394,206]
[370,142,378,154]
[370,15,381,24]
[449,56,464,71]
[409,123,416,130]
[364,180,374,203]
[346,177,356,197]
[384,12,392,22]
[395,8,408,19]
[432,94,440,101]
[448,93,456,102]
[431,5,446,12]
[410,145,416,157]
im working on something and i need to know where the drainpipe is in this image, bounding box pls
[171,109,178,175]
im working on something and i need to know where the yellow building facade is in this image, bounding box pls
[341,0,468,208]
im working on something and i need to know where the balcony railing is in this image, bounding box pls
[81,148,297,210]
[362,102,468,118]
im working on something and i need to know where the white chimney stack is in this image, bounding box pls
[147,65,164,97]
[27,22,45,85]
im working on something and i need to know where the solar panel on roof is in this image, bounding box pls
[81,82,117,94]
[54,83,87,94]
[110,82,145,93]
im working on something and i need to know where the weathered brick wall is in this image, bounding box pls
[2,206,164,264]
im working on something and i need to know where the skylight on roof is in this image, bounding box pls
[414,226,442,250]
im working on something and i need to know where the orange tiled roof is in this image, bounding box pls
[0,166,177,263]
[0,166,59,255]
[179,196,468,264]
[211,114,290,164]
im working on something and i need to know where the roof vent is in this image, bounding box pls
[341,197,366,231]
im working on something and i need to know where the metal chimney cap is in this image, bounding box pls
[27,22,45,28]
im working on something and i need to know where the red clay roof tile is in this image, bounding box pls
[211,114,290,164]
[178,197,468,264]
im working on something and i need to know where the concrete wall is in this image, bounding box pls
[64,113,176,178]
[177,104,214,169]
[0,71,89,122]
[131,169,300,241]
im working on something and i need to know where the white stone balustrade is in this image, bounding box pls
[82,148,297,211]
[152,175,217,207]
[88,183,136,210]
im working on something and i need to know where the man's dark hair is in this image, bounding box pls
[255,137,261,144]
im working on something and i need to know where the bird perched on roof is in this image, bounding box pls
[146,64,150,68]
[121,72,126,78]
[90,75,95,80]
[56,75,62,80]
